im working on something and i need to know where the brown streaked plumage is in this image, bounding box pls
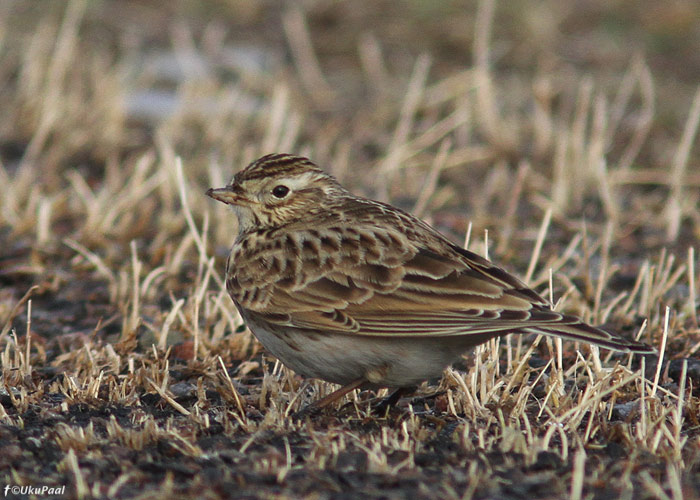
[207,153,654,413]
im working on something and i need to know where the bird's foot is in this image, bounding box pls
[291,378,367,420]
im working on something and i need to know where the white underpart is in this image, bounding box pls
[243,310,478,387]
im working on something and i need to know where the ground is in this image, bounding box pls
[1,1,699,499]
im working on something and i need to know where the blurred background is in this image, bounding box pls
[3,0,699,204]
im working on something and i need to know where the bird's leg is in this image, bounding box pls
[375,386,414,413]
[292,378,367,419]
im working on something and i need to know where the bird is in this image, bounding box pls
[206,153,654,414]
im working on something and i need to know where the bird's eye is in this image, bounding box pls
[272,185,290,198]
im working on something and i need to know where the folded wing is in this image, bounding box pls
[231,208,652,354]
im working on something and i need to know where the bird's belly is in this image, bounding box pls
[244,315,471,387]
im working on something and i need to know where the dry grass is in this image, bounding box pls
[1,1,699,498]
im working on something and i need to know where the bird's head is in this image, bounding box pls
[206,153,343,233]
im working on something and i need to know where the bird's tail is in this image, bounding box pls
[524,318,654,354]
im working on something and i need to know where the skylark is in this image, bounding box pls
[207,153,653,412]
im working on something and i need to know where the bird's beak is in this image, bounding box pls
[206,186,244,205]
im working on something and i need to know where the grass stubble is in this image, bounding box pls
[0,1,699,499]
